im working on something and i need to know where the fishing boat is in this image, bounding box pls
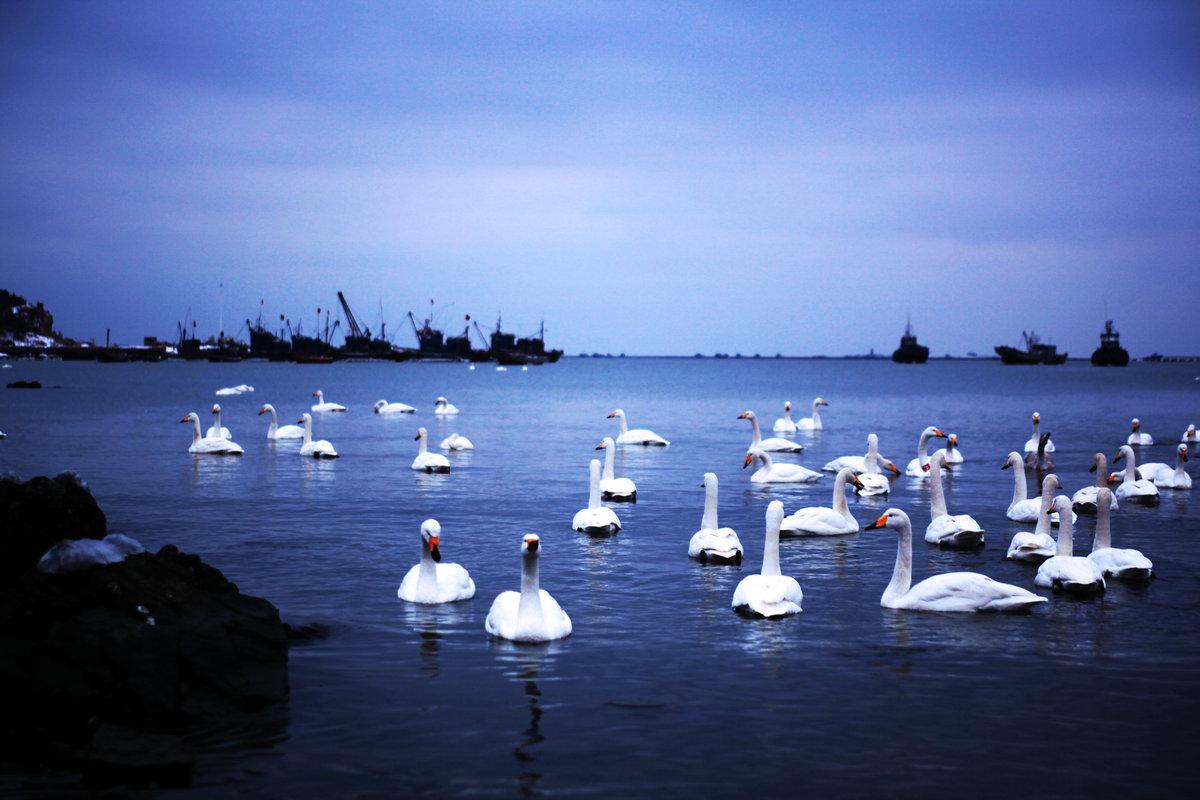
[995,331,1067,365]
[1090,319,1129,367]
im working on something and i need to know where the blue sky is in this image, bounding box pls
[1,1,1197,355]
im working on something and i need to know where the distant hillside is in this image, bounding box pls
[1,289,63,346]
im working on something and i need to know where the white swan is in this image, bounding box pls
[866,509,1046,612]
[434,396,459,415]
[411,427,450,473]
[607,409,669,446]
[924,451,985,548]
[731,501,803,618]
[1035,496,1106,594]
[905,425,947,476]
[934,433,963,465]
[823,433,898,475]
[772,401,797,433]
[1112,445,1160,505]
[1023,411,1056,453]
[1072,452,1120,512]
[781,467,859,537]
[1151,443,1192,489]
[397,519,476,604]
[180,412,243,455]
[1003,453,1074,524]
[297,413,338,458]
[855,435,901,496]
[745,449,821,484]
[1127,418,1153,445]
[439,433,474,451]
[215,384,253,397]
[572,459,621,535]
[206,404,232,440]
[1182,424,1197,444]
[1006,476,1058,562]
[311,389,347,413]
[739,410,803,452]
[258,404,303,440]
[688,472,744,564]
[374,399,416,414]
[595,437,636,501]
[1024,432,1054,472]
[484,534,572,642]
[796,397,829,431]
[1088,487,1154,581]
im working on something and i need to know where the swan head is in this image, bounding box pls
[257,405,270,416]
[607,409,624,419]
[884,461,901,476]
[702,471,717,489]
[848,471,865,491]
[1178,443,1189,460]
[766,499,784,529]
[180,412,199,424]
[865,508,911,531]
[1042,473,1061,493]
[1131,418,1140,431]
[922,426,946,440]
[522,533,540,554]
[297,412,312,425]
[313,390,322,399]
[1032,411,1041,423]
[1001,451,1022,470]
[595,438,610,451]
[1113,445,1133,463]
[374,400,386,413]
[415,427,427,441]
[783,401,792,411]
[421,519,441,562]
[435,396,448,405]
[948,433,958,446]
[1089,452,1104,472]
[737,411,755,420]
[814,397,829,407]
[211,404,221,415]
[930,452,949,471]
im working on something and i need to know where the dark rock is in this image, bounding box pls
[6,379,41,388]
[0,472,107,580]
[83,724,196,787]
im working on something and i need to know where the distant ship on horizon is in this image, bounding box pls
[1090,318,1130,367]
[995,330,1067,365]
[892,317,929,364]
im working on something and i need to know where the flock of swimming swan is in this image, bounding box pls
[177,390,1195,641]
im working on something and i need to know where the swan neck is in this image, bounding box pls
[417,539,438,595]
[192,417,202,441]
[929,460,948,517]
[1056,507,1073,557]
[418,433,427,454]
[1093,500,1111,552]
[917,431,931,465]
[761,519,782,577]
[701,482,718,530]
[810,401,821,428]
[832,470,850,516]
[1011,459,1028,505]
[588,463,601,509]
[749,415,762,446]
[883,521,913,606]
[517,552,544,629]
[1094,455,1108,489]
[302,417,312,444]
[618,413,628,436]
[1124,451,1136,483]
[603,443,614,481]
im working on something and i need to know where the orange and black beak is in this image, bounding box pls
[414,431,421,440]
[595,441,606,450]
[1182,451,1189,463]
[887,463,900,476]
[1001,459,1012,470]
[312,391,319,397]
[428,536,441,562]
[179,416,190,423]
[737,411,750,419]
[257,406,267,415]
[525,537,539,553]
[865,513,888,531]
[1107,473,1120,485]
[607,411,617,418]
[1089,462,1097,473]
[850,473,865,490]
[212,405,219,414]
[932,428,946,438]
[743,454,753,469]
[296,417,305,424]
[1113,450,1124,463]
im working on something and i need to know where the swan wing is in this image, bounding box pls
[688,529,743,558]
[732,575,802,617]
[1035,556,1106,589]
[1006,531,1056,560]
[1006,499,1040,523]
[822,455,865,472]
[759,437,803,452]
[536,590,573,639]
[781,507,856,536]
[484,591,521,638]
[855,473,890,496]
[435,563,476,602]
[898,572,1046,612]
[396,564,422,601]
[1088,547,1153,577]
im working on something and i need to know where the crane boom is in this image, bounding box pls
[337,291,367,339]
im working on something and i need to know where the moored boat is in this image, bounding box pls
[995,331,1067,365]
[1091,319,1129,367]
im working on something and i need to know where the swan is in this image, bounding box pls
[1004,454,1074,524]
[595,437,636,501]
[1151,444,1192,489]
[411,427,450,473]
[731,501,803,618]
[440,433,474,451]
[905,426,948,476]
[823,433,898,474]
[296,413,338,458]
[934,433,963,465]
[924,451,985,548]
[206,404,232,440]
[855,435,901,496]
[745,449,822,484]
[1005,476,1058,563]
[866,509,1046,612]
[1072,452,1120,512]
[780,468,860,537]
[311,390,347,413]
[215,384,253,397]
[258,404,303,440]
[1023,412,1056,453]
[374,399,416,414]
[572,459,621,535]
[1182,424,1197,444]
[1035,496,1106,594]
[796,397,829,431]
[1112,445,1160,505]
[397,519,476,604]
[688,472,744,563]
[772,401,798,433]
[434,396,460,415]
[607,409,669,446]
[739,410,803,452]
[1127,418,1153,445]
[180,412,243,455]
[1024,432,1053,471]
[484,534,572,642]
[1088,487,1154,581]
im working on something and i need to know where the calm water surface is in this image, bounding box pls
[1,358,1198,798]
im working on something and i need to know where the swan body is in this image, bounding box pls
[485,534,572,642]
[1150,444,1191,489]
[933,433,963,465]
[781,468,859,536]
[440,433,475,451]
[1023,412,1056,453]
[853,434,900,496]
[1112,445,1160,505]
[411,427,450,472]
[608,408,669,446]
[1004,452,1075,524]
[739,410,803,452]
[596,437,636,501]
[1006,474,1060,562]
[181,412,243,455]
[796,397,828,431]
[434,396,459,415]
[823,433,897,475]
[311,390,346,413]
[206,404,232,440]
[772,401,797,433]
[905,425,947,476]
[374,399,416,414]
[1126,418,1153,445]
[745,449,821,484]
[867,509,1046,612]
[1035,496,1105,594]
[1072,452,1120,512]
[572,459,621,535]
[215,384,253,397]
[731,501,803,618]
[397,519,476,604]
[924,452,984,548]
[1087,488,1153,580]
[1182,424,1197,444]
[1024,432,1054,471]
[297,413,338,458]
[258,404,303,439]
[688,472,743,563]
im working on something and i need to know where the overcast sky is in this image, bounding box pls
[1,1,1197,356]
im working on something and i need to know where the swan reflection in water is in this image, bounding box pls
[403,602,473,680]
[491,642,564,798]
